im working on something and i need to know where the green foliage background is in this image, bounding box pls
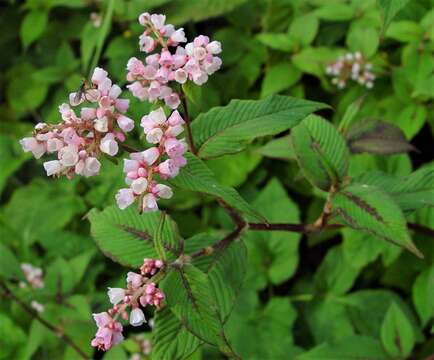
[0,0,433,359]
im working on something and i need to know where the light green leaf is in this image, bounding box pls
[257,135,295,160]
[80,22,99,72]
[292,47,341,77]
[256,32,295,52]
[20,10,48,48]
[289,13,319,47]
[292,115,350,191]
[261,62,301,98]
[88,206,178,267]
[346,26,379,57]
[338,96,365,133]
[0,135,29,194]
[386,20,423,42]
[314,4,355,21]
[0,243,23,281]
[191,95,328,158]
[332,183,422,257]
[296,336,389,359]
[378,0,411,29]
[152,307,202,360]
[412,265,434,327]
[245,178,301,287]
[169,152,264,222]
[381,303,415,357]
[165,0,247,24]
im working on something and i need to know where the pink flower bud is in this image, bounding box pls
[139,35,156,53]
[154,184,173,199]
[137,167,147,177]
[164,138,187,158]
[124,159,140,173]
[100,134,119,156]
[159,50,173,66]
[141,147,160,165]
[158,159,179,178]
[142,193,158,212]
[43,160,63,176]
[146,128,164,144]
[206,41,222,54]
[167,110,185,126]
[109,84,122,99]
[126,272,143,289]
[130,308,146,327]
[131,177,148,195]
[115,99,130,113]
[81,107,97,120]
[174,68,188,84]
[164,92,181,109]
[59,145,79,166]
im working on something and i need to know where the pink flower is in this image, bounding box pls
[139,35,156,53]
[131,178,148,195]
[116,188,135,209]
[115,99,129,113]
[117,115,135,132]
[91,312,123,351]
[170,28,187,44]
[164,92,181,109]
[126,272,143,289]
[130,308,146,327]
[174,68,188,84]
[140,108,166,132]
[127,82,148,101]
[146,127,164,144]
[127,57,146,76]
[153,184,173,199]
[19,137,46,159]
[167,110,185,126]
[164,138,187,158]
[43,160,64,176]
[141,147,160,165]
[107,288,125,305]
[159,50,173,66]
[158,159,180,178]
[59,145,79,166]
[100,133,119,156]
[83,157,101,177]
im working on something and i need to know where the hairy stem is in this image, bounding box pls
[0,281,88,360]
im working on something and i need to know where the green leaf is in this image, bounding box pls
[152,307,202,360]
[256,32,295,52]
[314,4,355,21]
[412,265,434,327]
[261,62,301,98]
[381,303,415,358]
[257,135,295,160]
[378,0,411,29]
[207,239,247,322]
[332,183,423,257]
[88,206,178,267]
[289,13,319,47]
[346,26,379,57]
[338,96,365,133]
[292,47,340,77]
[20,10,48,48]
[396,104,426,139]
[169,152,264,222]
[80,22,99,73]
[314,245,360,295]
[386,20,423,42]
[244,179,301,287]
[0,243,23,281]
[161,265,221,345]
[292,115,350,191]
[346,120,416,155]
[354,164,434,212]
[296,336,389,359]
[191,95,327,158]
[154,213,168,261]
[165,0,247,24]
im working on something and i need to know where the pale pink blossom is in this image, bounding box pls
[116,188,135,209]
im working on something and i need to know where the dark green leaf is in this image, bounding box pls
[20,10,48,48]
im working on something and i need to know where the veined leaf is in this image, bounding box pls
[331,183,422,257]
[412,265,434,327]
[346,120,416,155]
[152,307,201,360]
[292,115,350,191]
[160,264,221,345]
[381,303,415,358]
[169,153,264,222]
[191,95,327,158]
[354,164,434,212]
[257,135,295,160]
[88,206,178,267]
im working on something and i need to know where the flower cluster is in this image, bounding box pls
[20,263,44,289]
[326,52,375,89]
[116,108,187,212]
[126,12,222,108]
[20,68,134,179]
[91,258,165,351]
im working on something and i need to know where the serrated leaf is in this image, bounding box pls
[354,164,434,212]
[160,265,221,345]
[207,239,247,322]
[346,120,416,155]
[20,10,48,48]
[169,152,264,222]
[152,307,201,360]
[332,183,422,257]
[88,206,178,267]
[378,0,411,30]
[154,213,168,261]
[292,115,350,191]
[191,95,327,158]
[381,303,415,357]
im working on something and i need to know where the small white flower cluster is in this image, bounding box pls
[326,52,375,89]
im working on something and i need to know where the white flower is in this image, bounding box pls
[83,157,101,177]
[116,188,135,210]
[206,41,222,54]
[130,308,146,327]
[107,287,125,305]
[142,147,160,165]
[59,146,79,166]
[43,160,64,176]
[100,134,119,156]
[154,184,173,199]
[142,193,158,212]
[146,128,163,144]
[94,116,108,133]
